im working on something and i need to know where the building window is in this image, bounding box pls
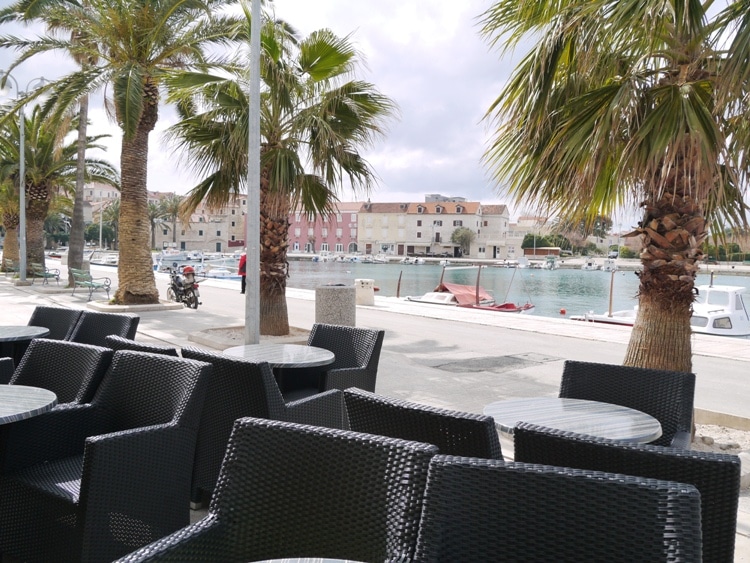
[231,235,235,241]
[296,213,301,223]
[484,220,489,227]
[242,199,246,206]
[294,228,301,237]
[436,206,443,214]
[433,220,443,227]
[417,220,422,227]
[230,221,235,227]
[336,228,342,237]
[417,232,422,238]
[351,228,357,237]
[456,206,463,213]
[335,243,343,252]
[322,228,328,237]
[181,230,185,235]
[453,220,463,227]
[231,209,236,215]
[293,241,299,251]
[351,213,356,221]
[162,229,168,235]
[321,243,329,252]
[198,230,204,236]
[336,213,343,222]
[435,232,442,242]
[216,230,221,236]
[308,228,314,236]
[417,206,424,214]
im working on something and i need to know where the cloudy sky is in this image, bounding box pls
[0,1,524,212]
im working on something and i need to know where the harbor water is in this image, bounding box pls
[287,261,750,321]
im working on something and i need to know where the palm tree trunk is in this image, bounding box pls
[1,221,19,268]
[623,156,707,371]
[68,94,89,285]
[114,104,159,304]
[26,196,49,268]
[259,175,290,336]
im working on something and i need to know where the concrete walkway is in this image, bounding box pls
[3,263,750,560]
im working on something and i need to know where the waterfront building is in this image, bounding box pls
[287,202,360,254]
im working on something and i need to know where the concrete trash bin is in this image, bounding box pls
[355,279,375,306]
[315,284,356,326]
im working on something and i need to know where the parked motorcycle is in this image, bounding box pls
[167,264,201,309]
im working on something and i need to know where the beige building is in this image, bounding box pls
[357,199,511,258]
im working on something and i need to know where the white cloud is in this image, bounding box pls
[1,1,517,208]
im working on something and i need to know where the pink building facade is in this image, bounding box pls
[287,202,361,255]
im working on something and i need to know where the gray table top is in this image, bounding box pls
[483,397,663,443]
[0,326,50,342]
[0,385,57,424]
[223,343,335,369]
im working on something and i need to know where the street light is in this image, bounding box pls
[0,71,46,283]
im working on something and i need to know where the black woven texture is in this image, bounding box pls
[415,455,703,562]
[11,339,113,403]
[68,311,140,347]
[115,417,437,563]
[559,359,695,447]
[299,323,385,395]
[27,305,82,340]
[105,335,180,357]
[514,422,740,563]
[0,357,14,384]
[344,387,503,459]
[0,350,212,563]
[181,346,346,506]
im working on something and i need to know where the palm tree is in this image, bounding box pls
[1,0,103,287]
[147,200,169,250]
[102,199,120,249]
[160,194,184,245]
[0,179,20,270]
[0,104,118,271]
[0,0,244,303]
[167,15,396,334]
[480,0,749,372]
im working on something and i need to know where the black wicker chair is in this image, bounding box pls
[0,350,212,563]
[343,387,503,459]
[116,417,438,563]
[67,310,140,347]
[105,334,180,356]
[27,305,82,340]
[559,359,695,447]
[181,346,346,507]
[0,357,14,384]
[11,338,113,403]
[286,323,385,400]
[514,422,741,563]
[414,455,703,562]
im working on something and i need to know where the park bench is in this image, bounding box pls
[29,262,60,285]
[3,259,18,278]
[70,267,111,301]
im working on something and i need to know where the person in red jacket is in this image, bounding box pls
[238,251,247,294]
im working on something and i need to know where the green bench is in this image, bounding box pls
[30,262,60,285]
[70,267,111,301]
[3,258,18,278]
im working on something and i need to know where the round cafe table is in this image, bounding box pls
[483,397,662,460]
[0,326,50,365]
[0,384,57,424]
[223,343,335,396]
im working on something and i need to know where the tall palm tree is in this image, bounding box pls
[0,104,118,270]
[480,0,749,371]
[0,0,244,303]
[1,0,103,287]
[147,200,169,250]
[103,199,120,249]
[167,15,396,334]
[160,193,184,245]
[0,179,19,269]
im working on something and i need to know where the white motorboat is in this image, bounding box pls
[571,283,750,336]
[406,282,495,306]
[372,253,389,264]
[581,259,600,271]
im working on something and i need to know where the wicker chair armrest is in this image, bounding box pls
[2,404,103,471]
[114,515,228,562]
[81,424,196,551]
[670,430,692,449]
[323,367,372,391]
[284,389,347,429]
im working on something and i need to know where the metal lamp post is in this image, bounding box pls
[0,71,46,283]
